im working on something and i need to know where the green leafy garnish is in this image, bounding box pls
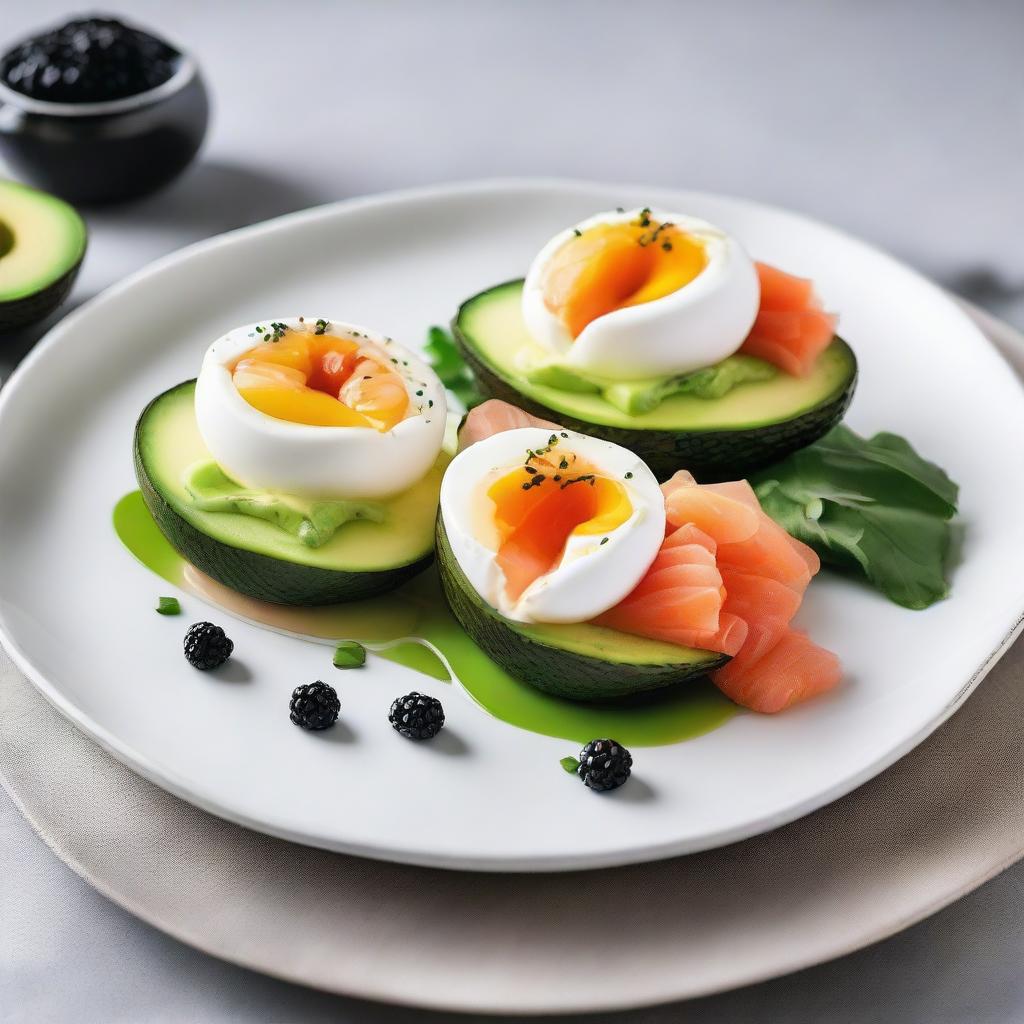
[333,641,367,669]
[424,326,483,409]
[156,596,181,616]
[752,426,959,610]
[560,756,580,775]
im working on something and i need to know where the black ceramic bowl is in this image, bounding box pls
[0,53,209,205]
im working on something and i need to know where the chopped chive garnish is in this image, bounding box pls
[560,473,596,490]
[600,537,609,545]
[625,471,633,479]
[573,228,582,237]
[314,318,330,335]
[156,596,181,616]
[333,640,366,669]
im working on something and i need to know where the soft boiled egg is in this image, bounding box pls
[440,427,665,624]
[194,318,446,500]
[521,207,760,380]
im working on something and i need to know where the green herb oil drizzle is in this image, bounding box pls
[114,491,736,746]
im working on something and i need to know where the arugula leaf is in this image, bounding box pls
[424,326,484,409]
[752,425,959,610]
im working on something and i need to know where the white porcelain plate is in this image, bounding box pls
[2,180,1023,872]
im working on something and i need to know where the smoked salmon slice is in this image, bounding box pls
[596,522,746,656]
[458,399,560,451]
[713,628,842,714]
[740,262,838,377]
[608,470,839,712]
[663,477,760,545]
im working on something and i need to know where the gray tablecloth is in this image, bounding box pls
[2,1,1024,1021]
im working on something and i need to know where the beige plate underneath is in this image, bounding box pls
[1,298,1023,1013]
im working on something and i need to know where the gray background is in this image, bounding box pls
[2,1,1023,1020]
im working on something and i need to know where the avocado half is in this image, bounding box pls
[134,380,440,606]
[436,517,726,701]
[452,280,858,481]
[0,179,86,332]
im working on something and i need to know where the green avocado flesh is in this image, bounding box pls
[436,518,726,701]
[525,352,779,415]
[453,279,858,481]
[135,381,445,605]
[183,461,385,549]
[0,179,86,329]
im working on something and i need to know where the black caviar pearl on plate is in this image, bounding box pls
[290,681,341,731]
[0,15,209,203]
[388,692,445,741]
[578,738,632,792]
[183,621,234,671]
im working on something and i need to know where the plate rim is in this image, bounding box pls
[3,639,1024,1014]
[2,177,1024,872]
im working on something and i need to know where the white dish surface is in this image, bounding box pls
[1,179,1023,871]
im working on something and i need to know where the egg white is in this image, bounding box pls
[440,427,665,624]
[521,208,760,381]
[194,318,447,500]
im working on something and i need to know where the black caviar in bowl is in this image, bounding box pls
[0,16,209,204]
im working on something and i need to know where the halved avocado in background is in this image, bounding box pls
[135,381,443,606]
[0,179,86,331]
[436,518,726,701]
[452,280,858,481]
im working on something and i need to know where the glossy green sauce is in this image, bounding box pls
[114,491,737,746]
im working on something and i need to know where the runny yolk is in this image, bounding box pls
[486,454,632,602]
[230,331,410,430]
[541,217,708,339]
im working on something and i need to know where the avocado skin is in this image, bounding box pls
[0,255,83,332]
[451,310,858,483]
[436,518,725,701]
[133,387,433,607]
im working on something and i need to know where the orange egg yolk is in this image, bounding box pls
[231,331,410,431]
[486,452,632,602]
[541,217,708,339]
